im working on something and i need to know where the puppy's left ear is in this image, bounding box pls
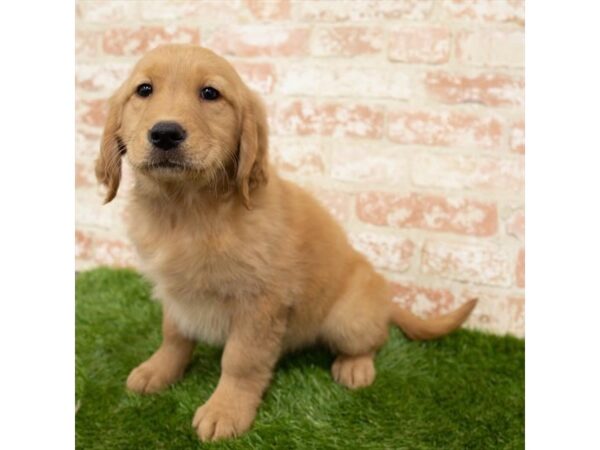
[237,90,269,209]
[95,87,127,204]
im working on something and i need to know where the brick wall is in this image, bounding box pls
[75,0,525,337]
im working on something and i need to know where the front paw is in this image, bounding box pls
[126,359,181,394]
[192,398,256,442]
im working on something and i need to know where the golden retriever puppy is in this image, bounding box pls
[95,44,476,442]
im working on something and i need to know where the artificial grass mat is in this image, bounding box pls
[76,268,524,449]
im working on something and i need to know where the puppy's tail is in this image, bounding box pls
[390,299,477,340]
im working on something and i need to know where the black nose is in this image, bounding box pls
[148,121,187,150]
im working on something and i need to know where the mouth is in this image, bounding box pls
[140,160,193,172]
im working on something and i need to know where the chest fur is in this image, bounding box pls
[129,208,264,345]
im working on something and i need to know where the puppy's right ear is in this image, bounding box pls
[95,88,127,204]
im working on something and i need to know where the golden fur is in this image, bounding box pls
[95,44,477,442]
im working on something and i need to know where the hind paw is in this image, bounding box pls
[331,354,375,389]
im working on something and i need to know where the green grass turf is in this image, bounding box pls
[76,268,524,449]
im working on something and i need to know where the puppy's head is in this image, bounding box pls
[95,44,268,208]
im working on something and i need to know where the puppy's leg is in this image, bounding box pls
[320,264,390,390]
[127,307,195,394]
[193,298,286,442]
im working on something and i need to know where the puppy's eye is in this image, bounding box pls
[136,83,153,97]
[200,87,220,101]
